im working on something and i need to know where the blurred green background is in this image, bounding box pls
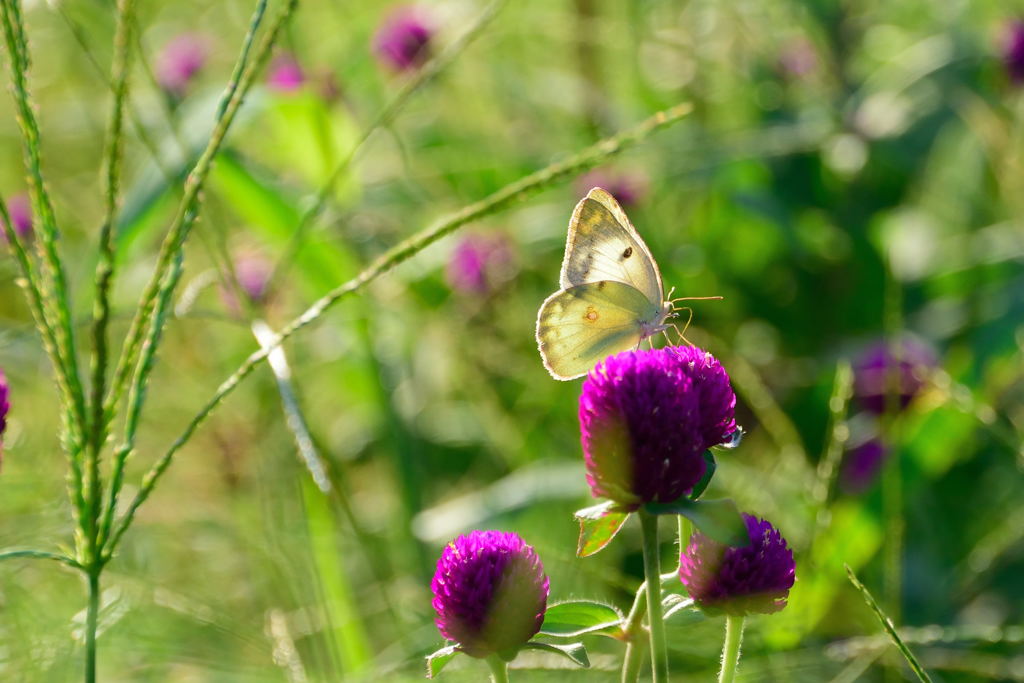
[2,0,1024,680]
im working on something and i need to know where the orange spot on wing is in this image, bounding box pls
[583,306,600,323]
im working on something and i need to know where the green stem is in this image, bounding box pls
[486,655,510,683]
[639,510,668,682]
[718,614,745,683]
[85,570,100,683]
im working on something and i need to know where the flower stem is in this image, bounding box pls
[639,510,669,682]
[85,570,100,683]
[486,655,510,683]
[717,614,746,683]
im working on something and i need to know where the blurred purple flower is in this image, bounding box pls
[446,233,514,295]
[220,251,273,313]
[3,194,32,242]
[1003,20,1024,84]
[777,39,818,80]
[0,369,9,468]
[373,6,434,72]
[267,54,305,93]
[840,438,889,495]
[156,33,208,97]
[579,346,737,508]
[853,338,937,415]
[236,253,273,303]
[431,530,549,659]
[679,514,795,616]
[575,169,648,207]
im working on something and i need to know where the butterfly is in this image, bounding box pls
[536,187,712,380]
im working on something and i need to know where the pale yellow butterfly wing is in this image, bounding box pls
[559,187,664,305]
[536,280,665,380]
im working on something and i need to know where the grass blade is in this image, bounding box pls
[845,564,933,683]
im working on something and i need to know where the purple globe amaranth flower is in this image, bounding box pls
[575,169,648,207]
[3,194,32,242]
[156,33,209,97]
[840,438,889,495]
[267,54,305,93]
[679,514,795,616]
[579,346,737,508]
[446,233,514,295]
[373,6,434,72]
[0,369,9,466]
[431,530,549,659]
[1003,20,1024,84]
[853,338,937,415]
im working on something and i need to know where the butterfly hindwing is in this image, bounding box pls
[536,280,664,380]
[559,187,664,305]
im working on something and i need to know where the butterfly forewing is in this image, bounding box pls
[536,280,664,380]
[559,188,664,305]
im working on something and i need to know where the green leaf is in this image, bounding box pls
[540,600,623,638]
[425,645,461,679]
[574,502,631,557]
[643,498,747,546]
[522,641,590,668]
[688,451,717,501]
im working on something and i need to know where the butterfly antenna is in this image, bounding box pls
[669,295,724,305]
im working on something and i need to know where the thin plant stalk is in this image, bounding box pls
[486,656,510,683]
[717,615,746,683]
[620,570,682,683]
[845,565,933,683]
[85,571,100,683]
[639,510,669,682]
[103,102,693,557]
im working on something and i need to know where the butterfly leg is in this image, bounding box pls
[667,307,695,346]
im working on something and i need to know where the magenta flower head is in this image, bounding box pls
[1003,20,1024,84]
[156,33,208,97]
[3,194,32,242]
[853,338,936,415]
[446,233,514,295]
[840,438,889,495]
[0,369,9,465]
[373,6,434,73]
[431,530,549,659]
[679,514,795,616]
[579,346,737,508]
[575,169,648,207]
[267,54,305,93]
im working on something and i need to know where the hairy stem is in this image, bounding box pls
[639,511,668,682]
[717,614,745,683]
